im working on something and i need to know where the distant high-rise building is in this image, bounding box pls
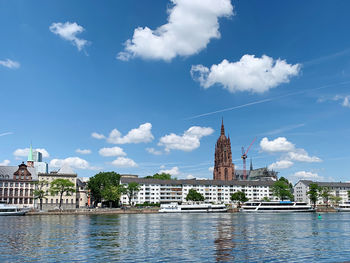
[213,119,235,180]
[33,151,42,162]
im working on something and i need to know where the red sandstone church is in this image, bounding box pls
[213,120,235,180]
[213,120,278,182]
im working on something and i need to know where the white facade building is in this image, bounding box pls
[294,180,350,205]
[120,178,276,205]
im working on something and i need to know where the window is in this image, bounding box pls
[56,199,58,204]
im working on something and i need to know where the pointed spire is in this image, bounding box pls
[27,143,33,162]
[250,158,253,171]
[221,117,225,136]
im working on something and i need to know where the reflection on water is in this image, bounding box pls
[2,213,350,262]
[215,221,235,262]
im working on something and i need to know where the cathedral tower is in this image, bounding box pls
[213,119,235,180]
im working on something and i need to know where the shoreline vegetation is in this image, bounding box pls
[26,206,337,216]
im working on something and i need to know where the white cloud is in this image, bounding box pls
[0,160,10,166]
[107,123,154,144]
[146,147,162,155]
[50,157,97,170]
[268,160,293,170]
[99,147,126,157]
[208,166,214,172]
[76,149,91,155]
[186,174,207,180]
[293,171,321,179]
[0,59,20,69]
[117,0,233,61]
[191,55,300,93]
[13,148,50,158]
[91,132,106,140]
[159,166,180,176]
[49,22,89,51]
[111,157,137,168]
[158,126,214,152]
[260,137,295,153]
[287,149,322,163]
[343,96,350,107]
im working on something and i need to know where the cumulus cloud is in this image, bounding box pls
[13,148,50,158]
[191,55,300,93]
[111,157,137,168]
[49,22,89,51]
[146,148,163,155]
[334,95,350,108]
[158,126,214,152]
[268,160,293,170]
[260,137,295,153]
[262,137,322,170]
[0,59,20,69]
[0,160,10,166]
[208,166,214,172]
[99,147,126,157]
[50,157,97,170]
[159,166,180,176]
[106,123,154,144]
[117,0,233,61]
[293,171,321,180]
[76,149,91,155]
[91,132,106,139]
[287,149,322,163]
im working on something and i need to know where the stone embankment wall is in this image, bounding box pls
[28,208,159,215]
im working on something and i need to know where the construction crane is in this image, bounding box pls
[241,137,257,180]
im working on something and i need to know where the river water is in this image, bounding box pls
[1,213,350,262]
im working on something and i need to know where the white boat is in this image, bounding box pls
[337,201,350,212]
[240,201,315,213]
[159,202,228,213]
[0,203,28,216]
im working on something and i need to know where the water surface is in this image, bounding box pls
[1,213,350,262]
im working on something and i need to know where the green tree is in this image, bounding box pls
[272,178,294,201]
[262,196,271,202]
[320,186,331,208]
[186,189,205,202]
[124,182,140,206]
[145,173,176,180]
[50,179,76,210]
[102,185,124,208]
[330,195,342,207]
[231,191,249,207]
[87,172,121,207]
[32,180,49,211]
[347,190,350,201]
[307,183,319,209]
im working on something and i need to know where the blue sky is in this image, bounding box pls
[1,0,350,183]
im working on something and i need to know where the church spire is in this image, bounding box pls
[27,143,33,162]
[27,143,34,167]
[221,118,225,136]
[250,158,253,171]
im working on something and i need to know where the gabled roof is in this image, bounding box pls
[58,164,76,175]
[0,166,38,180]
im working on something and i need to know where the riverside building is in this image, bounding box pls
[38,165,77,210]
[0,162,37,208]
[120,177,276,205]
[294,180,350,204]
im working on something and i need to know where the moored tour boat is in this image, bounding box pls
[159,202,227,213]
[337,201,350,212]
[240,201,315,213]
[0,203,28,216]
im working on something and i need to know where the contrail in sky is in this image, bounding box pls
[185,81,350,120]
[0,132,13,137]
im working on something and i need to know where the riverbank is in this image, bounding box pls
[28,208,160,215]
